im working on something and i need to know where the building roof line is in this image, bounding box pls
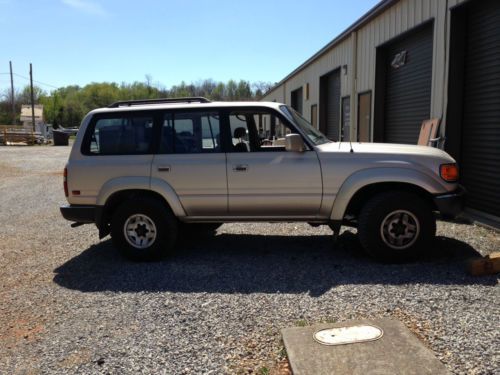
[263,0,397,97]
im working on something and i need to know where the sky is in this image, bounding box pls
[0,0,380,92]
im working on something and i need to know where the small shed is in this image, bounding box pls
[20,104,44,128]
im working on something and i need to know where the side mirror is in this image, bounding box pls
[285,134,306,152]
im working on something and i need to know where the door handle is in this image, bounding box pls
[157,166,171,172]
[233,164,248,172]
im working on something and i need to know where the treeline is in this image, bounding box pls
[0,78,274,127]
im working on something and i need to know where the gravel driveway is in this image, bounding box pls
[0,145,498,374]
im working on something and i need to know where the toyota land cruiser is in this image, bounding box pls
[60,97,464,261]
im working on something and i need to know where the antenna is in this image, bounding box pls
[349,138,354,153]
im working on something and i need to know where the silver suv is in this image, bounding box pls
[60,97,464,261]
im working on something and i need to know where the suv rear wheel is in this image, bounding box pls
[358,191,436,262]
[110,197,177,261]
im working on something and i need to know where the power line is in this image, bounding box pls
[13,73,60,89]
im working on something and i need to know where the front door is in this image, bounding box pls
[151,110,227,216]
[225,109,322,217]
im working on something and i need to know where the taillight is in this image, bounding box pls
[440,163,459,182]
[63,168,68,197]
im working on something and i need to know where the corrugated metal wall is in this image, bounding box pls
[263,38,352,126]
[262,0,468,139]
[459,0,500,217]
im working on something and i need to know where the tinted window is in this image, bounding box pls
[87,115,153,155]
[160,111,220,154]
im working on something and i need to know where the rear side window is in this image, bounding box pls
[85,115,154,155]
[160,111,220,154]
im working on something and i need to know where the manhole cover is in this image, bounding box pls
[313,324,383,346]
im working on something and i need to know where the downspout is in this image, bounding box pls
[440,0,449,149]
[350,31,358,142]
[283,81,287,105]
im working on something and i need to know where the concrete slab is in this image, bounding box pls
[282,318,449,375]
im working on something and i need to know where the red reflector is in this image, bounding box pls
[72,190,80,196]
[63,168,68,197]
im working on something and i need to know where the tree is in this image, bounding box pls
[19,85,45,105]
[0,78,268,127]
[211,83,225,101]
[225,79,237,100]
[236,80,252,100]
[252,81,274,99]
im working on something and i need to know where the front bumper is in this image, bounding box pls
[433,185,465,218]
[60,205,101,224]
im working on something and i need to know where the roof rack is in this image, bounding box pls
[107,97,211,108]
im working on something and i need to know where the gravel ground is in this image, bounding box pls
[0,145,498,375]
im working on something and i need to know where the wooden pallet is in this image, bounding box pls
[467,252,500,276]
[1,128,43,145]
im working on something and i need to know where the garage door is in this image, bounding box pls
[320,69,341,140]
[384,23,433,144]
[291,87,303,115]
[460,0,500,217]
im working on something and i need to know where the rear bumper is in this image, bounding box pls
[60,205,101,224]
[433,185,465,218]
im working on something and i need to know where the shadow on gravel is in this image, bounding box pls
[53,231,496,296]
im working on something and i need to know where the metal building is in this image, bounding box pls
[262,0,500,224]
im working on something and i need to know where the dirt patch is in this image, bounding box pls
[0,315,45,349]
[227,331,292,374]
[269,359,292,375]
[0,162,24,177]
[59,348,92,369]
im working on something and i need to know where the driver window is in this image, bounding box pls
[257,113,295,149]
[228,109,299,152]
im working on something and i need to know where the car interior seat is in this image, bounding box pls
[233,127,250,152]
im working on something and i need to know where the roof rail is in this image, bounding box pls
[107,97,211,108]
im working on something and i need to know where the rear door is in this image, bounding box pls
[151,109,227,216]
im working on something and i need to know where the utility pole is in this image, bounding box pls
[9,61,15,125]
[29,63,35,132]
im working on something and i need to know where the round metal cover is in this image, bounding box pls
[313,324,383,346]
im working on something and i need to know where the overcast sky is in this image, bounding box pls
[0,0,379,92]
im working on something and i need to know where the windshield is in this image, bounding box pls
[280,105,331,145]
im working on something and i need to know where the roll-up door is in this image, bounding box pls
[320,69,341,140]
[384,23,433,144]
[291,87,303,115]
[460,0,500,217]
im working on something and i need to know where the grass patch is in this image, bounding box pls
[294,319,308,327]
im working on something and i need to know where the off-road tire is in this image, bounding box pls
[358,191,436,262]
[111,197,177,261]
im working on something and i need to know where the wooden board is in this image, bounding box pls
[467,252,500,276]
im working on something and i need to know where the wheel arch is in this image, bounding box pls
[330,168,442,221]
[97,177,186,232]
[345,182,437,219]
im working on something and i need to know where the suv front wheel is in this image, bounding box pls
[110,197,177,261]
[358,191,436,262]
